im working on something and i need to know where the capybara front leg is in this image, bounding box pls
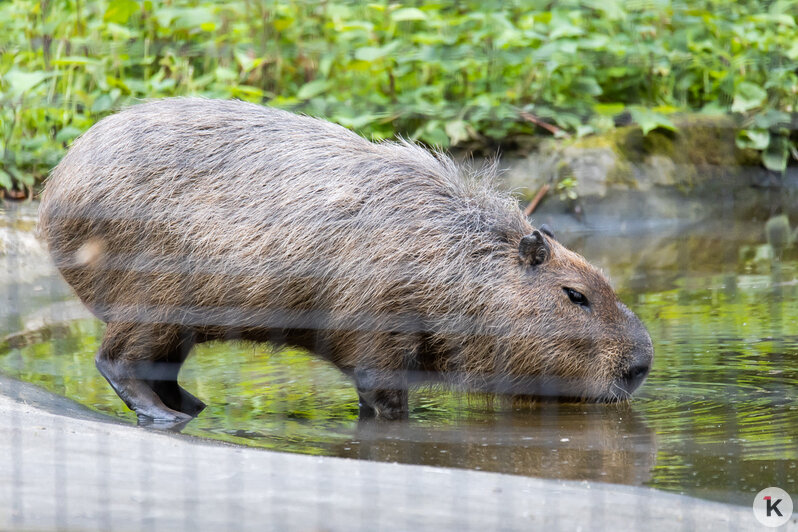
[147,334,206,417]
[96,323,193,426]
[354,367,409,421]
[95,356,192,425]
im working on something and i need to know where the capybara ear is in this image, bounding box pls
[519,230,549,266]
[539,224,555,240]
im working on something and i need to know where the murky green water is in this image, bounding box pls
[1,202,797,506]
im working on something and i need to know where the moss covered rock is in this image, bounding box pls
[503,114,765,200]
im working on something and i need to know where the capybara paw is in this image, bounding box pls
[357,398,376,419]
[374,405,409,421]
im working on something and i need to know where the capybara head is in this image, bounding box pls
[471,225,653,402]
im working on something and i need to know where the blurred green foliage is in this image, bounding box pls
[1,0,797,191]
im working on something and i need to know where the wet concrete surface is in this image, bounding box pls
[0,377,781,532]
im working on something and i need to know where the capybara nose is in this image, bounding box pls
[620,363,650,395]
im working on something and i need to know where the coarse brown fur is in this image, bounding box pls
[38,98,653,423]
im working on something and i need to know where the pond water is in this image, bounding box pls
[1,197,796,507]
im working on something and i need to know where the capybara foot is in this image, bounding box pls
[136,410,194,431]
[374,402,409,421]
[355,368,409,421]
[95,356,196,425]
[135,404,193,425]
[357,394,376,419]
[173,386,206,417]
[151,380,206,417]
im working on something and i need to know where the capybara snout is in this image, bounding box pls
[38,98,653,423]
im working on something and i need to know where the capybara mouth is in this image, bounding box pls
[501,376,632,405]
[512,390,633,407]
[508,372,647,406]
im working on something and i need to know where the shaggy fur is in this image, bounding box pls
[38,98,653,421]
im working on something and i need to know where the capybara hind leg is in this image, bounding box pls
[96,323,192,425]
[354,367,409,421]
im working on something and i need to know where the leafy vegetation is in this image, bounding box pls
[1,0,796,192]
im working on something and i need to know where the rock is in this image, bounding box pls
[498,114,775,205]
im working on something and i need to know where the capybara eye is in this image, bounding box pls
[563,287,589,308]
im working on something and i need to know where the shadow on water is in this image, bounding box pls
[1,195,797,506]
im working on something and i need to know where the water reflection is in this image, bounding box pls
[1,201,797,506]
[338,405,656,485]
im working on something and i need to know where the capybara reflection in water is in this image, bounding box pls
[38,98,653,425]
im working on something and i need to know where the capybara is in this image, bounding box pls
[38,98,653,424]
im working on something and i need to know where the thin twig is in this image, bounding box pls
[519,111,570,138]
[523,183,550,217]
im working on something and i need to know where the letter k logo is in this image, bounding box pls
[754,487,792,527]
[764,496,783,517]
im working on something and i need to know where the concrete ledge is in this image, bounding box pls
[0,379,773,532]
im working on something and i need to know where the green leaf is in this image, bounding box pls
[154,7,178,26]
[175,7,216,30]
[296,80,329,100]
[731,82,767,113]
[91,94,114,113]
[354,47,385,62]
[391,8,426,22]
[753,110,791,130]
[628,107,676,136]
[736,129,770,151]
[444,120,470,145]
[548,14,585,39]
[154,7,215,29]
[416,121,449,147]
[51,56,102,67]
[3,70,52,98]
[0,168,13,190]
[333,113,382,130]
[228,85,265,100]
[16,170,35,187]
[574,76,602,96]
[55,126,84,144]
[234,50,261,74]
[104,0,139,24]
[594,103,625,116]
[354,42,400,62]
[214,67,238,82]
[762,135,790,173]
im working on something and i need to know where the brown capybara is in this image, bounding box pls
[38,98,653,425]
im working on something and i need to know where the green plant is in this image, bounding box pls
[555,175,578,202]
[0,0,796,191]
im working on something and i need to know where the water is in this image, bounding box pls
[1,200,797,507]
